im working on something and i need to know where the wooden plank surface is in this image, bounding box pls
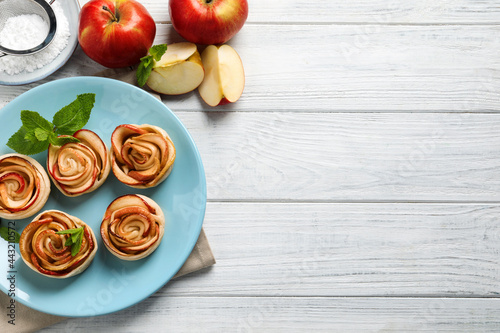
[39,297,500,332]
[154,202,500,297]
[1,24,499,112]
[78,0,500,24]
[175,111,500,201]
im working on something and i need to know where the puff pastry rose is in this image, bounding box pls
[19,210,98,278]
[0,153,51,220]
[101,194,165,261]
[110,124,175,188]
[47,129,111,197]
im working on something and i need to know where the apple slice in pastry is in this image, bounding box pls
[47,129,111,197]
[19,210,98,278]
[0,153,51,220]
[110,124,175,189]
[100,194,165,261]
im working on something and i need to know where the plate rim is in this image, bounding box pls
[0,76,207,317]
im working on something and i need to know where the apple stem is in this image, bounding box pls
[102,5,119,22]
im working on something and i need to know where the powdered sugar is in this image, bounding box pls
[0,14,49,50]
[0,0,70,75]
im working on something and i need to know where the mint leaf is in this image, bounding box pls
[23,128,38,143]
[7,126,50,155]
[53,93,95,135]
[137,44,168,87]
[21,110,53,133]
[34,127,51,141]
[150,44,168,61]
[48,135,79,147]
[72,233,83,257]
[0,221,20,243]
[55,227,84,235]
[71,230,80,243]
[142,55,153,68]
[0,227,8,241]
[137,56,154,87]
[0,227,21,243]
[56,227,84,257]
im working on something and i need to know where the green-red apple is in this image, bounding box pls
[169,0,248,45]
[78,0,156,68]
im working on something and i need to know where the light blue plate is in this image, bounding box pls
[0,77,206,317]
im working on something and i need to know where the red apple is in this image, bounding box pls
[169,0,248,45]
[78,0,156,68]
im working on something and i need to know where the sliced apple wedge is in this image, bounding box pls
[198,44,245,107]
[146,42,204,95]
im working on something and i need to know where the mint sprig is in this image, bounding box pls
[7,93,96,155]
[56,226,84,257]
[136,44,168,87]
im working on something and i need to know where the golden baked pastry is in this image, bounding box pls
[47,129,111,196]
[0,153,51,220]
[100,194,165,260]
[110,124,175,188]
[19,210,98,278]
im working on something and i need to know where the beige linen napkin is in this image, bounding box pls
[0,68,215,333]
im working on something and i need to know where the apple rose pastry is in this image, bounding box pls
[47,129,111,197]
[0,153,51,220]
[101,194,165,261]
[19,210,98,278]
[110,124,175,188]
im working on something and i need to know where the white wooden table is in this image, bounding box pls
[1,0,500,331]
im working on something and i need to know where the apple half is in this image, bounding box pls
[198,44,245,107]
[146,42,204,95]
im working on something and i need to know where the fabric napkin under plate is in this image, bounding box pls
[0,68,215,333]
